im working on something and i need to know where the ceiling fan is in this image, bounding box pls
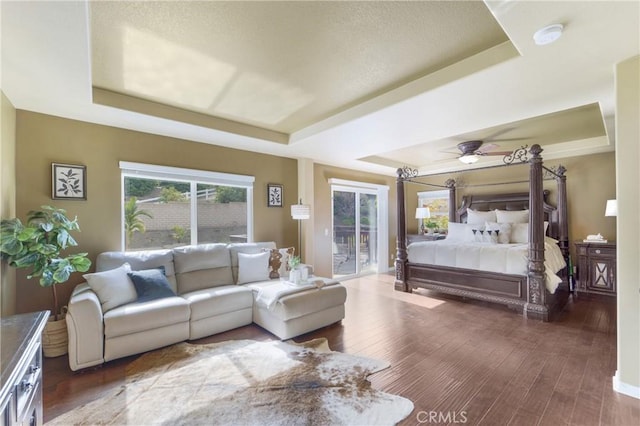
[455,140,514,164]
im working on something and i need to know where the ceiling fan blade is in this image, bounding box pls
[475,143,499,154]
[481,151,514,156]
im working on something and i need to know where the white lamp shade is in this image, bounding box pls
[415,207,431,219]
[291,203,310,220]
[459,154,478,164]
[605,199,617,217]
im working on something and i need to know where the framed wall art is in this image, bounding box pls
[267,183,283,207]
[52,163,87,200]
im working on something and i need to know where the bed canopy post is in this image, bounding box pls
[556,165,569,258]
[394,168,409,292]
[525,144,549,320]
[445,178,456,224]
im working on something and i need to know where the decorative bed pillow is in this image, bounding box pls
[511,223,529,243]
[510,222,550,244]
[495,209,529,223]
[471,227,485,242]
[467,209,497,225]
[485,222,512,244]
[472,228,498,243]
[127,267,176,303]
[446,222,475,242]
[84,263,137,313]
[237,251,270,284]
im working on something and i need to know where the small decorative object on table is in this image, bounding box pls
[288,255,301,284]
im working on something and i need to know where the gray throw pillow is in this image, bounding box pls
[127,267,176,302]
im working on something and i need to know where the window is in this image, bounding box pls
[120,162,254,250]
[417,190,449,232]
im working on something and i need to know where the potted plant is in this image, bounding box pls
[425,220,438,234]
[288,255,301,284]
[0,206,92,357]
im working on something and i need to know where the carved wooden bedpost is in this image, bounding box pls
[556,165,569,258]
[526,144,549,320]
[445,178,456,224]
[394,168,409,292]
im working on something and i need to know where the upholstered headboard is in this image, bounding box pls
[456,190,560,240]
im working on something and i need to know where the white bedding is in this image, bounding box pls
[407,239,566,293]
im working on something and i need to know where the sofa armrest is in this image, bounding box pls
[67,283,105,371]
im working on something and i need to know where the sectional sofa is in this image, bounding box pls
[66,242,347,371]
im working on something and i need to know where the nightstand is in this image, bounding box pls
[574,241,616,296]
[407,233,446,244]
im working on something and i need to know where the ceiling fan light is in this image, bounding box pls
[459,154,478,164]
[533,24,563,46]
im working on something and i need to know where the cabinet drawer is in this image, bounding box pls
[587,247,615,257]
[15,344,41,423]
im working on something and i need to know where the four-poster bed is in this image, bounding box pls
[394,145,570,321]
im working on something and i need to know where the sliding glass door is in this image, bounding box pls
[332,187,379,278]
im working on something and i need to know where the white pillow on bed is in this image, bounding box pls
[446,222,475,242]
[466,209,497,225]
[495,209,529,223]
[510,222,550,243]
[485,222,512,244]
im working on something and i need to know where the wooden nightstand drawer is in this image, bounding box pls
[587,246,615,257]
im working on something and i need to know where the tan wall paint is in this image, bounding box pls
[1,91,17,317]
[14,111,298,315]
[312,163,397,278]
[403,151,616,261]
[615,55,640,392]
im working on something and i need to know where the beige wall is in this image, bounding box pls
[403,151,616,260]
[615,55,640,394]
[1,91,17,317]
[14,111,298,315]
[311,163,397,278]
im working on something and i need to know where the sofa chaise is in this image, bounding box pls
[66,242,347,371]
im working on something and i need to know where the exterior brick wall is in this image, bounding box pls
[137,202,247,231]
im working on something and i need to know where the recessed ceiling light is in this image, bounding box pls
[533,24,564,46]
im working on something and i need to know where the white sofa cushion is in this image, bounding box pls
[181,285,254,321]
[84,263,137,313]
[103,296,190,338]
[237,251,270,284]
[172,244,233,293]
[228,242,276,283]
[96,249,178,293]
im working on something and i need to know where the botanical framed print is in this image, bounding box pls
[267,183,283,207]
[52,163,86,200]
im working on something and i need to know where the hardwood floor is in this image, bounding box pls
[43,274,639,425]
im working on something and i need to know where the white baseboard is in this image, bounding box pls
[613,371,640,399]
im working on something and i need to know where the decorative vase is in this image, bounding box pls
[42,315,68,358]
[289,269,301,285]
[300,267,309,283]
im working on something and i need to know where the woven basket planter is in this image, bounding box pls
[42,315,68,357]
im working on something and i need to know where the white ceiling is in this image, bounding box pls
[2,1,639,176]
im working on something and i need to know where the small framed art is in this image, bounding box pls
[52,163,87,200]
[267,183,283,207]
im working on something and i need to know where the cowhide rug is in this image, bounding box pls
[48,338,414,425]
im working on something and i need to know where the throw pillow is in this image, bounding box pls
[264,247,295,279]
[466,209,497,225]
[127,267,176,303]
[84,263,137,313]
[495,209,529,223]
[237,251,270,284]
[511,223,529,243]
[485,222,512,244]
[471,227,485,242]
[446,222,475,242]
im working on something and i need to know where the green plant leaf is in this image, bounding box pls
[38,243,59,256]
[0,238,23,256]
[40,222,54,232]
[17,227,37,241]
[69,254,91,272]
[52,263,73,284]
[39,269,55,287]
[56,229,70,249]
[11,252,41,268]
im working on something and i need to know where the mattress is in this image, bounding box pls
[407,239,566,293]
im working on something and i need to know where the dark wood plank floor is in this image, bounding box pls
[43,274,640,425]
